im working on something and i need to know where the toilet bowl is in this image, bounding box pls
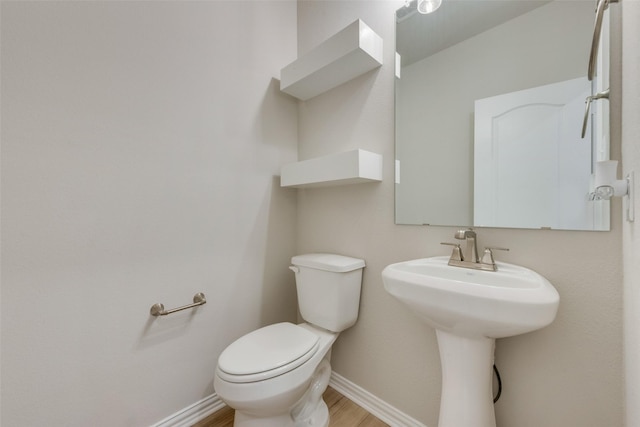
[214,323,336,427]
[214,254,365,427]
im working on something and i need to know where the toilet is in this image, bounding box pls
[214,253,365,427]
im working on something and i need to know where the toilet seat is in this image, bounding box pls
[217,322,320,384]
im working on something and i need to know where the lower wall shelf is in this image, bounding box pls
[280,149,383,188]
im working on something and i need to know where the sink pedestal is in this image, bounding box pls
[436,330,496,427]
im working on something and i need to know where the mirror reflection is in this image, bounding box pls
[395,0,610,230]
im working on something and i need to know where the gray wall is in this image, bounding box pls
[622,1,640,426]
[1,2,298,425]
[296,1,623,426]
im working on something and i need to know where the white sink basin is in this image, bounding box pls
[383,256,560,427]
[382,256,559,338]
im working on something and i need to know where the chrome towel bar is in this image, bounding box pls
[150,293,206,316]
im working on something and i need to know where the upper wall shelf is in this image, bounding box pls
[280,19,383,101]
[280,149,383,188]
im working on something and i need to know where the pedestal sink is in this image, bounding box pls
[382,256,559,427]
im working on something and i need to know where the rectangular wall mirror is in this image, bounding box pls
[394,0,611,230]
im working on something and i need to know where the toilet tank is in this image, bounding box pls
[290,253,365,333]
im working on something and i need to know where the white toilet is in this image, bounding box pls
[214,253,365,427]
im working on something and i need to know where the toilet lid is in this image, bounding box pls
[217,322,319,383]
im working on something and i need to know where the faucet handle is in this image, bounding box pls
[486,246,509,252]
[481,247,509,266]
[441,242,463,261]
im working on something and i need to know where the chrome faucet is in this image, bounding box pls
[454,228,479,263]
[441,229,509,271]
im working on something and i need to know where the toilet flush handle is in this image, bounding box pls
[289,265,299,273]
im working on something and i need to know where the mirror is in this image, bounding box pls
[395,0,611,230]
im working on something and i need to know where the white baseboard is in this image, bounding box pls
[152,373,427,427]
[329,372,428,427]
[151,393,226,427]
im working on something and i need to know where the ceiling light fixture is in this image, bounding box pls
[417,0,442,14]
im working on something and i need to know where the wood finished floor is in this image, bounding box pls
[192,387,389,427]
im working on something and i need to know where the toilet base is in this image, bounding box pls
[297,399,329,427]
[233,411,292,427]
[232,399,329,427]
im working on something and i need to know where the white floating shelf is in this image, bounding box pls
[280,19,383,101]
[280,149,383,188]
